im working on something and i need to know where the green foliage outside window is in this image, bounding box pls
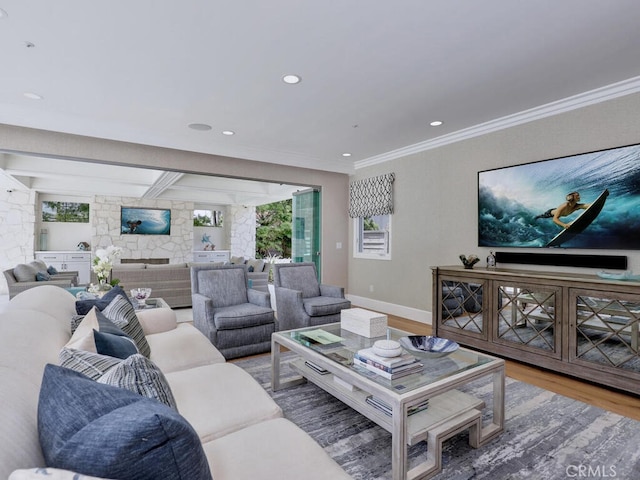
[363,217,380,230]
[42,201,90,223]
[256,199,292,259]
[193,212,213,227]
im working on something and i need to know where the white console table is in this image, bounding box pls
[193,250,230,263]
[35,251,91,285]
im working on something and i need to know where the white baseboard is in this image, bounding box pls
[346,294,432,325]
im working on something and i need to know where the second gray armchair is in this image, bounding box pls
[273,262,351,331]
[191,264,276,360]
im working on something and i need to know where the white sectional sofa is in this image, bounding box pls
[0,285,351,480]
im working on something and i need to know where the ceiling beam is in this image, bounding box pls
[142,171,185,199]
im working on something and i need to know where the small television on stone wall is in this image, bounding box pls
[121,207,171,235]
[478,143,640,249]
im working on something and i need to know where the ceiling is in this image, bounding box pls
[1,1,640,204]
[0,152,305,206]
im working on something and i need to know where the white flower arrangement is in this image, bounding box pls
[92,245,122,283]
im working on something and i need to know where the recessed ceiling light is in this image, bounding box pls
[430,120,443,126]
[0,8,8,19]
[188,123,212,131]
[23,92,43,100]
[342,153,352,157]
[282,74,301,84]
[221,130,235,136]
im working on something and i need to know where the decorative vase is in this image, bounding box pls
[131,287,152,307]
[459,254,480,269]
[99,279,112,293]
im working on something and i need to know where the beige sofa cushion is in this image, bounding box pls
[0,369,45,478]
[147,324,225,373]
[6,285,76,324]
[203,418,352,480]
[146,263,188,269]
[0,310,71,380]
[166,363,282,443]
[136,307,178,335]
[112,263,146,270]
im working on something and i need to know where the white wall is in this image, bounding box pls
[36,193,92,251]
[349,91,640,322]
[0,188,36,295]
[193,205,229,251]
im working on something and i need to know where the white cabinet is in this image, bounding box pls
[35,251,92,285]
[193,250,230,263]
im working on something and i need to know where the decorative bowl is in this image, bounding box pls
[399,336,459,359]
[131,287,152,307]
[596,270,639,281]
[372,339,403,358]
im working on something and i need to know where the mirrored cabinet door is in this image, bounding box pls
[494,282,561,358]
[570,290,640,375]
[438,278,487,339]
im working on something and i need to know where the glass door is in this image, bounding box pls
[292,188,321,278]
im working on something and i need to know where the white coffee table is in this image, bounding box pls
[272,323,504,480]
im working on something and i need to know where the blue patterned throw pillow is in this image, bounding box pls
[47,265,59,275]
[38,365,212,480]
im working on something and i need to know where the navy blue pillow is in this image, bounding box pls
[75,285,132,315]
[67,308,138,359]
[36,271,51,281]
[47,265,59,275]
[93,329,138,359]
[38,364,212,480]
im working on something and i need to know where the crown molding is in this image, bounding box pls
[355,75,640,170]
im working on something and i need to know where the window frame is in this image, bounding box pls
[353,214,392,260]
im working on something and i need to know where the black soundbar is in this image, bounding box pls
[494,252,627,270]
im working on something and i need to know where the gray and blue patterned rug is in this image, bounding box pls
[234,353,640,479]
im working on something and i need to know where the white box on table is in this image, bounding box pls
[340,308,388,338]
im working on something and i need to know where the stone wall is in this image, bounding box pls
[1,190,258,295]
[91,196,194,264]
[228,205,256,259]
[0,189,36,295]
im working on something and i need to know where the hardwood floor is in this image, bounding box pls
[387,313,640,421]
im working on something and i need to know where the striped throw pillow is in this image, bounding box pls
[59,348,121,380]
[102,295,151,358]
[97,354,177,409]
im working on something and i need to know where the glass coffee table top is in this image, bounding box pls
[282,323,494,393]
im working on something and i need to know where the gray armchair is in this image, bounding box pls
[273,262,351,331]
[3,266,74,299]
[190,264,276,360]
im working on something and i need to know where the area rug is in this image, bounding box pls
[234,353,640,479]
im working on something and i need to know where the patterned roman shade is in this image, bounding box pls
[348,173,395,218]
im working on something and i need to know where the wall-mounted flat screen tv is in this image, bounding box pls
[121,207,171,235]
[478,143,640,249]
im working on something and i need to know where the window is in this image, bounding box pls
[354,214,391,259]
[193,209,223,227]
[349,172,394,260]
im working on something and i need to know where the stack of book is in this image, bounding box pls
[353,347,423,380]
[365,396,430,417]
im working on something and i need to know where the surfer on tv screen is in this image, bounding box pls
[535,191,591,229]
